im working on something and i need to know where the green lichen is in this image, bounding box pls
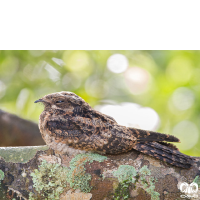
[30,160,69,200]
[30,153,107,199]
[193,175,200,187]
[114,180,131,200]
[0,170,4,181]
[113,165,137,200]
[29,192,34,200]
[113,165,137,183]
[113,165,160,200]
[139,165,151,176]
[66,153,107,193]
[0,146,48,163]
[145,184,160,200]
[138,166,159,200]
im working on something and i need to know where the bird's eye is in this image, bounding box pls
[56,100,64,103]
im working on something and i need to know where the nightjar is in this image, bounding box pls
[35,91,193,168]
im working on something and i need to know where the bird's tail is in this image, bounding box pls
[129,127,180,143]
[133,141,193,168]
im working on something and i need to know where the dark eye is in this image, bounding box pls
[56,100,64,103]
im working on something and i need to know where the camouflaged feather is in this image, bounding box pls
[35,91,193,168]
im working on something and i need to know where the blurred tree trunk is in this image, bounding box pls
[0,110,45,146]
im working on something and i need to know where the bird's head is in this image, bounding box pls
[34,91,90,112]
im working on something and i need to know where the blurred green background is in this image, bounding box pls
[0,50,200,156]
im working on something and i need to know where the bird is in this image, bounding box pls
[34,91,193,168]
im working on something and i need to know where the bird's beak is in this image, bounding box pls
[34,99,45,103]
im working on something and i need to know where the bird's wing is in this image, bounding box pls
[72,105,117,124]
[129,127,180,143]
[88,109,117,123]
[46,115,111,138]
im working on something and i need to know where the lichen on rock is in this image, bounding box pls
[0,146,48,163]
[113,165,160,200]
[193,175,200,187]
[0,170,4,181]
[66,153,107,193]
[30,160,69,199]
[29,153,107,199]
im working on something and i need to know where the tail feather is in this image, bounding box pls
[129,128,180,143]
[157,142,179,151]
[133,142,193,168]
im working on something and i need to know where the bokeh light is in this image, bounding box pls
[171,87,195,111]
[62,72,82,90]
[44,62,61,82]
[85,78,109,98]
[172,120,199,151]
[52,57,65,67]
[124,67,150,95]
[63,51,91,76]
[107,54,128,73]
[137,107,160,131]
[16,88,30,112]
[29,50,45,57]
[96,103,160,131]
[166,56,193,84]
[0,81,6,99]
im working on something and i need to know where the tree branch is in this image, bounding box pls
[0,110,45,146]
[0,145,200,200]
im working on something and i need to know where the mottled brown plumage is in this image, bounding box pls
[35,91,193,168]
